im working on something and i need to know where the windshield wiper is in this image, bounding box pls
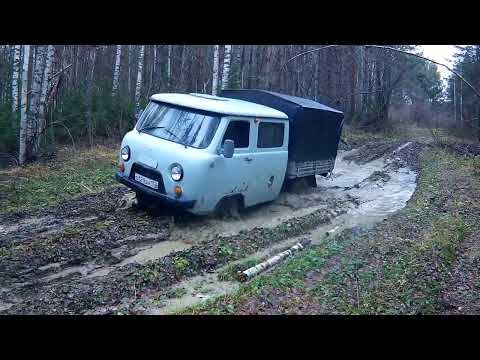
[139,125,188,148]
[138,125,165,133]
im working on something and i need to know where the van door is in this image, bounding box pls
[216,118,256,207]
[249,119,289,205]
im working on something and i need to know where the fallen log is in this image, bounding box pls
[238,238,311,282]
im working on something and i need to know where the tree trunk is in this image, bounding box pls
[135,45,145,112]
[85,46,97,147]
[29,45,46,156]
[19,45,31,165]
[112,45,122,97]
[167,45,172,90]
[453,78,457,126]
[34,44,55,154]
[356,45,365,122]
[459,79,463,129]
[127,45,132,97]
[148,45,156,94]
[221,45,232,90]
[212,45,220,95]
[11,45,21,112]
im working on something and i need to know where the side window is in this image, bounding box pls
[222,120,250,148]
[257,122,284,148]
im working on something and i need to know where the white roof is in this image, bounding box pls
[149,93,288,119]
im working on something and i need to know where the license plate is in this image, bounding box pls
[134,173,159,190]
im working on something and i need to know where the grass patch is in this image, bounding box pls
[217,257,261,282]
[181,235,352,315]
[0,145,119,214]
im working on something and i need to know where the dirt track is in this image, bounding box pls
[0,140,423,314]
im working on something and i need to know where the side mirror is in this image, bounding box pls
[223,139,234,158]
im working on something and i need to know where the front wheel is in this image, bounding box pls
[135,192,156,209]
[214,196,242,219]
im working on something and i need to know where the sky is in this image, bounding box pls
[418,45,460,80]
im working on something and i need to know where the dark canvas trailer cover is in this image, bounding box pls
[220,89,345,178]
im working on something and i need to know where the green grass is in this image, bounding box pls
[217,257,262,282]
[180,235,351,315]
[0,147,118,214]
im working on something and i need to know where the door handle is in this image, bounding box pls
[244,157,253,162]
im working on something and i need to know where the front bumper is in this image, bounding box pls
[115,172,196,209]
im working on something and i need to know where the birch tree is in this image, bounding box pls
[19,45,30,165]
[29,46,46,148]
[135,45,145,112]
[112,45,122,97]
[167,45,172,89]
[221,45,232,90]
[127,45,132,97]
[212,45,220,95]
[34,45,55,153]
[147,45,156,95]
[11,45,21,111]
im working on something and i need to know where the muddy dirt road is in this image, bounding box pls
[0,141,422,314]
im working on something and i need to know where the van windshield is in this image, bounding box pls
[137,101,221,149]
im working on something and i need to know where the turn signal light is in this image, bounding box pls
[174,185,182,197]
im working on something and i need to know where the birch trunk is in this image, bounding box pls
[212,45,220,95]
[34,45,55,153]
[148,45,156,94]
[112,45,122,97]
[29,45,46,153]
[167,45,172,89]
[238,238,311,282]
[357,45,365,121]
[127,45,132,97]
[221,45,232,90]
[11,45,22,111]
[135,45,145,112]
[19,45,31,165]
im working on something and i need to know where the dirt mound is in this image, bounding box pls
[342,141,402,165]
[444,143,480,157]
[385,141,425,171]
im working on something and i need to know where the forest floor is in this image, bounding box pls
[1,126,479,315]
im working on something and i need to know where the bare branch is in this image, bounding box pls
[48,63,73,82]
[281,45,480,99]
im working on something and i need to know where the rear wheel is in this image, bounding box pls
[286,176,317,193]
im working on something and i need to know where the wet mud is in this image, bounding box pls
[0,141,422,314]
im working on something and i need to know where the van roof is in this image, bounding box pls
[150,93,289,119]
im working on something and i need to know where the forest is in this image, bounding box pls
[0,45,478,166]
[1,45,480,316]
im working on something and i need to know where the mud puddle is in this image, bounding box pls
[134,143,418,314]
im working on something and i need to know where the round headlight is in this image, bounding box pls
[121,146,130,161]
[170,164,183,181]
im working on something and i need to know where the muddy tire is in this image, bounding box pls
[135,192,156,209]
[286,176,317,194]
[215,196,242,219]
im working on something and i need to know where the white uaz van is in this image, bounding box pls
[116,90,344,215]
